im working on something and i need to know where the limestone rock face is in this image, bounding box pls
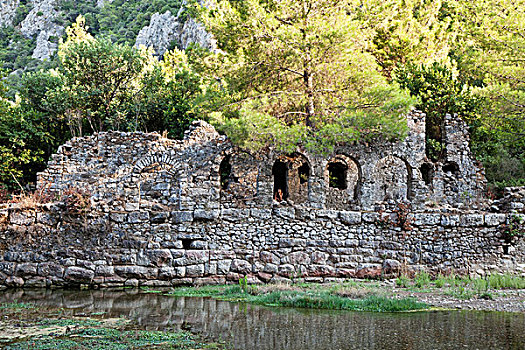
[20,0,63,60]
[135,11,179,56]
[178,16,216,50]
[0,0,20,27]
[96,0,113,7]
[135,1,216,57]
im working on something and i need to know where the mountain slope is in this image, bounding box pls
[0,0,212,72]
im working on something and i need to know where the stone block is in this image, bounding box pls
[414,213,441,226]
[36,212,57,226]
[137,249,172,267]
[231,259,252,274]
[260,251,280,265]
[193,209,219,221]
[38,262,64,278]
[150,212,169,224]
[339,211,362,225]
[171,211,193,223]
[485,213,506,226]
[173,250,208,266]
[95,265,114,277]
[441,214,460,227]
[9,211,35,226]
[362,212,379,223]
[114,266,157,279]
[251,209,272,220]
[460,214,484,227]
[278,238,305,248]
[278,264,295,275]
[317,210,338,220]
[221,208,250,221]
[125,203,139,211]
[15,263,38,277]
[186,264,205,277]
[64,267,95,283]
[273,207,295,220]
[217,260,231,274]
[110,212,126,223]
[5,276,24,287]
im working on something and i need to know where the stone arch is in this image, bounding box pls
[133,153,178,177]
[133,153,180,208]
[324,154,361,209]
[272,153,311,204]
[371,155,412,203]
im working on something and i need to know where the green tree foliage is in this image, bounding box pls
[394,0,525,186]
[360,0,458,79]
[133,49,203,139]
[56,16,150,134]
[191,0,415,153]
[0,68,56,189]
[396,62,482,160]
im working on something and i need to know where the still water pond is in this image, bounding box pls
[1,289,524,350]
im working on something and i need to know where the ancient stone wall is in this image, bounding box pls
[0,110,522,288]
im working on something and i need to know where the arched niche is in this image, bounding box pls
[324,155,360,209]
[371,155,411,203]
[219,152,259,202]
[272,153,310,204]
[133,153,180,209]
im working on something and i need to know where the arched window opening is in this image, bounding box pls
[298,162,310,184]
[420,163,434,185]
[328,162,348,190]
[443,161,459,176]
[219,156,232,190]
[273,160,288,201]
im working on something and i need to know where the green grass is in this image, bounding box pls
[396,273,525,300]
[166,285,429,312]
[249,291,427,312]
[37,318,102,328]
[0,302,35,309]
[6,328,210,350]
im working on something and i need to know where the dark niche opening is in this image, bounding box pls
[273,160,288,201]
[219,155,232,190]
[298,162,310,184]
[328,162,347,190]
[443,161,459,176]
[181,238,194,250]
[420,163,434,185]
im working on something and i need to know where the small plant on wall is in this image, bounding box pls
[502,215,525,242]
[61,186,91,217]
[394,202,413,231]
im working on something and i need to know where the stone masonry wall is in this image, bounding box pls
[0,110,523,288]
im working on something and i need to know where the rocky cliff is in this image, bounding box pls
[1,0,215,71]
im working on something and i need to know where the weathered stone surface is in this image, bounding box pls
[135,11,179,56]
[193,210,219,221]
[485,213,506,226]
[15,263,38,277]
[339,211,361,225]
[114,266,157,279]
[461,214,484,227]
[171,211,193,223]
[231,259,252,274]
[0,114,519,289]
[38,262,64,278]
[64,267,95,283]
[9,211,35,226]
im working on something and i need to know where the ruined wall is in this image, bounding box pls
[0,110,522,288]
[0,204,523,288]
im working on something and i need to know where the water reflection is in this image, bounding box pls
[0,289,524,350]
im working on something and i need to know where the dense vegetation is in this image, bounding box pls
[0,0,183,72]
[0,0,523,193]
